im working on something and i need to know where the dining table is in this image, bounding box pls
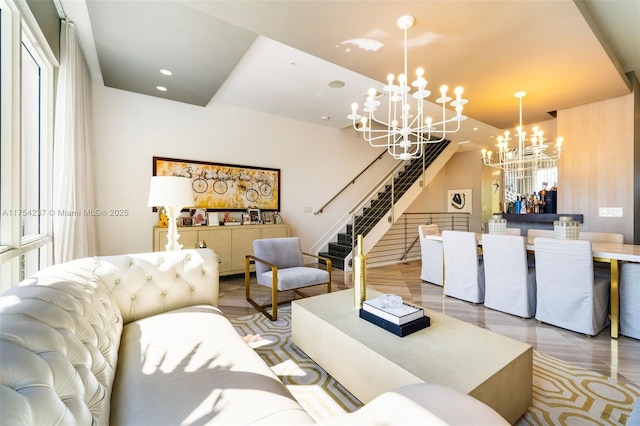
[425,233,640,338]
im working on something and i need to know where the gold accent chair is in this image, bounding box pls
[245,237,331,320]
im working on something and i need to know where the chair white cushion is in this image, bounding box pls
[505,227,522,235]
[534,238,609,336]
[111,305,313,425]
[620,262,640,340]
[254,237,304,274]
[442,230,484,303]
[527,229,555,240]
[252,237,330,291]
[483,234,536,318]
[259,267,330,291]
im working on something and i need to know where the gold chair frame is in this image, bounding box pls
[245,253,332,321]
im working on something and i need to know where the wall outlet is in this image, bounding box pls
[599,207,623,217]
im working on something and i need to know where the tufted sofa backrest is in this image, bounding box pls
[0,248,218,425]
[81,248,219,324]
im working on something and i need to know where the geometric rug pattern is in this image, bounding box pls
[517,351,640,426]
[230,306,640,425]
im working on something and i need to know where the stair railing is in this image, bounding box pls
[348,161,411,252]
[314,150,388,215]
[364,212,471,267]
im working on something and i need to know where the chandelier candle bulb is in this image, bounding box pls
[348,15,468,160]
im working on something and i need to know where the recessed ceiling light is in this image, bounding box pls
[156,86,168,92]
[322,116,330,121]
[328,80,345,89]
[160,69,173,76]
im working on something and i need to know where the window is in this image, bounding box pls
[0,0,55,290]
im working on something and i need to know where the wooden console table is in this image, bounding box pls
[153,224,289,276]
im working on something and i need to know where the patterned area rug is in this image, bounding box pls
[230,306,640,424]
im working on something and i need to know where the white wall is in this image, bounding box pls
[406,150,485,232]
[91,85,399,255]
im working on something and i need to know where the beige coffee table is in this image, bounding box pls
[292,289,532,424]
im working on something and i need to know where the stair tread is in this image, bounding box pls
[325,141,450,271]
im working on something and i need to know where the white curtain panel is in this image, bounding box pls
[52,21,97,263]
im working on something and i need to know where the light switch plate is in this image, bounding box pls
[599,207,623,217]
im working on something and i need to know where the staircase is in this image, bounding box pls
[320,141,451,269]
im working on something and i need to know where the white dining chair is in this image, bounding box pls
[482,234,536,318]
[620,262,640,340]
[534,237,609,336]
[442,230,484,303]
[418,224,443,286]
[527,229,555,241]
[526,229,555,267]
[504,227,522,235]
[578,232,624,244]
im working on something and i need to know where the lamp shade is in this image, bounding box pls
[147,176,194,208]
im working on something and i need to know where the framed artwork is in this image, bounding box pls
[447,189,472,213]
[242,213,250,224]
[180,216,193,227]
[153,157,280,211]
[248,208,261,224]
[262,211,274,224]
[207,212,219,226]
[191,208,207,225]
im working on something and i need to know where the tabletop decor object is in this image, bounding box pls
[488,214,507,235]
[354,234,366,308]
[362,295,424,325]
[554,215,580,239]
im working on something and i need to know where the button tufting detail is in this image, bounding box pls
[115,279,120,285]
[161,290,167,295]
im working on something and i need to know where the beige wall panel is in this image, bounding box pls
[558,94,634,241]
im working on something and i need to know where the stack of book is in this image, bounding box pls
[359,296,430,337]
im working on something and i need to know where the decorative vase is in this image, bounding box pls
[488,214,507,235]
[354,234,367,309]
[554,216,579,239]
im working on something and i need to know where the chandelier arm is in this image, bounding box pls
[347,15,467,161]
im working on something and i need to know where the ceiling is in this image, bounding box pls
[59,0,640,151]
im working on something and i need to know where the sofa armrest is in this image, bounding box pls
[316,383,509,426]
[91,248,219,324]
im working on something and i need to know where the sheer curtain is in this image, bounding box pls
[52,20,97,263]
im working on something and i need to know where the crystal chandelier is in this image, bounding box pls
[347,15,468,161]
[481,91,564,176]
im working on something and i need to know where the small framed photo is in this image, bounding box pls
[248,208,261,224]
[262,211,274,224]
[180,216,193,227]
[192,208,207,226]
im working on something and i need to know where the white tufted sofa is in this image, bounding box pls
[0,249,315,425]
[0,248,510,426]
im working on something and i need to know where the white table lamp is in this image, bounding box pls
[148,176,194,251]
